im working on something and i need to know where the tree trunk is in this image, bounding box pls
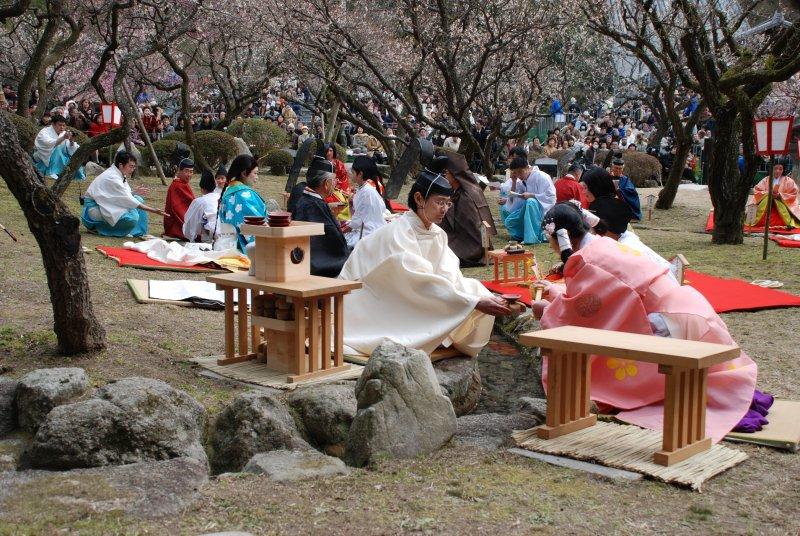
[0,113,105,353]
[655,136,692,209]
[707,108,750,244]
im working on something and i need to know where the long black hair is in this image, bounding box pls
[352,155,390,211]
[541,202,589,264]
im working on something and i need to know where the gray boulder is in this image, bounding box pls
[16,367,88,433]
[84,161,105,178]
[286,382,356,450]
[516,397,548,420]
[210,391,310,474]
[243,450,349,481]
[345,341,456,467]
[0,457,207,520]
[0,377,18,435]
[434,357,481,416]
[233,137,252,158]
[24,378,208,470]
[455,412,542,450]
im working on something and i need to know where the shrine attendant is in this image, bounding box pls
[499,157,556,244]
[751,163,800,229]
[216,155,266,252]
[554,163,588,207]
[182,170,220,243]
[81,151,168,237]
[33,114,85,181]
[610,154,642,220]
[530,203,758,442]
[342,156,388,247]
[340,157,510,359]
[291,168,351,277]
[163,158,196,239]
[439,152,497,267]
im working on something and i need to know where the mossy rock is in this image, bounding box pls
[2,111,38,153]
[261,149,294,176]
[159,130,238,169]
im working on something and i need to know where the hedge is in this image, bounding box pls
[142,139,193,175]
[160,130,239,168]
[261,149,294,175]
[226,118,288,157]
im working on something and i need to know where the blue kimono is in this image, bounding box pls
[617,175,642,221]
[219,182,267,252]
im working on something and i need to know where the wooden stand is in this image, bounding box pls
[520,326,740,466]
[207,221,362,383]
[488,249,533,284]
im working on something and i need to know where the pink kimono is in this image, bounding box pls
[540,237,757,443]
[753,175,800,227]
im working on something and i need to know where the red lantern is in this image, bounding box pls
[753,116,794,156]
[100,102,122,127]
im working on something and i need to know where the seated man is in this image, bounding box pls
[610,154,642,220]
[33,114,85,181]
[81,151,168,237]
[289,159,351,277]
[340,157,511,359]
[439,152,497,267]
[182,170,220,243]
[554,162,587,206]
[163,158,196,239]
[751,162,800,228]
[499,156,556,244]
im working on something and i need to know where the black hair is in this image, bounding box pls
[407,155,451,211]
[509,146,528,159]
[581,166,617,199]
[352,155,391,211]
[114,150,136,167]
[50,114,66,124]
[509,156,529,171]
[227,154,258,183]
[541,202,589,264]
[322,142,337,160]
[567,162,583,174]
[199,170,216,193]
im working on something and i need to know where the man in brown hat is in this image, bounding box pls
[439,151,497,266]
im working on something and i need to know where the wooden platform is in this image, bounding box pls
[512,421,747,491]
[190,355,363,390]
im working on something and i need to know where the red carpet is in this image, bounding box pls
[482,270,800,314]
[96,246,227,273]
[389,200,409,212]
[771,236,800,248]
[705,211,800,235]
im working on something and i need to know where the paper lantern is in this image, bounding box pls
[100,102,122,127]
[753,116,794,156]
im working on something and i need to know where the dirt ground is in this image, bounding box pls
[0,172,798,535]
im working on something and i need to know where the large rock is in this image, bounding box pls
[233,136,252,158]
[210,391,310,474]
[434,357,481,417]
[286,382,356,450]
[345,341,457,467]
[84,161,105,178]
[243,450,349,481]
[24,378,208,470]
[515,397,548,420]
[455,412,542,450]
[0,377,18,435]
[16,367,88,433]
[0,457,207,521]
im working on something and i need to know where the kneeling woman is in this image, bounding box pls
[216,155,266,252]
[340,157,511,359]
[342,155,389,247]
[531,203,759,442]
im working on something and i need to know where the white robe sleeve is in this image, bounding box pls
[182,197,205,242]
[85,167,141,226]
[33,126,58,165]
[346,185,386,247]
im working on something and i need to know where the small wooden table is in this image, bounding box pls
[519,325,740,466]
[207,272,362,383]
[488,249,533,284]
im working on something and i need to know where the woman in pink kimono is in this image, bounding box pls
[751,163,800,228]
[531,202,763,442]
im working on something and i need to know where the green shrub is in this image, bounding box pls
[261,149,294,175]
[621,152,662,187]
[2,111,38,153]
[162,131,186,142]
[160,130,238,169]
[142,139,193,175]
[226,118,288,157]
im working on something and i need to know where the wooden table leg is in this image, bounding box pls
[309,299,320,373]
[321,297,331,370]
[538,351,596,439]
[237,288,248,357]
[493,257,499,282]
[294,299,307,375]
[333,294,344,367]
[220,287,235,364]
[654,365,711,466]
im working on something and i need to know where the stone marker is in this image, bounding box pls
[16,367,88,433]
[345,341,457,467]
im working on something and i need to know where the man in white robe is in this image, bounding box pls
[33,114,85,180]
[81,151,168,237]
[499,157,556,244]
[340,158,510,359]
[183,170,221,242]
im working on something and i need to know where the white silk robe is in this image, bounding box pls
[340,211,494,358]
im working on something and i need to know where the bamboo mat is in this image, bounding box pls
[190,356,363,390]
[512,421,747,491]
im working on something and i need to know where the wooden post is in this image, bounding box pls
[334,294,344,367]
[294,299,307,375]
[237,288,248,357]
[763,155,775,260]
[321,297,332,369]
[655,365,711,466]
[223,287,234,360]
[309,299,320,372]
[537,350,596,439]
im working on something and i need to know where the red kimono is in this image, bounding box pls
[554,174,588,207]
[163,178,195,239]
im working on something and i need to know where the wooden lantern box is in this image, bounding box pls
[206,221,362,383]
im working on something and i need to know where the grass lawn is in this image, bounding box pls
[0,171,798,535]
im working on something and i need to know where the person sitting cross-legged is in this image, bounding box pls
[183,170,220,243]
[81,151,168,237]
[33,114,85,181]
[498,156,556,244]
